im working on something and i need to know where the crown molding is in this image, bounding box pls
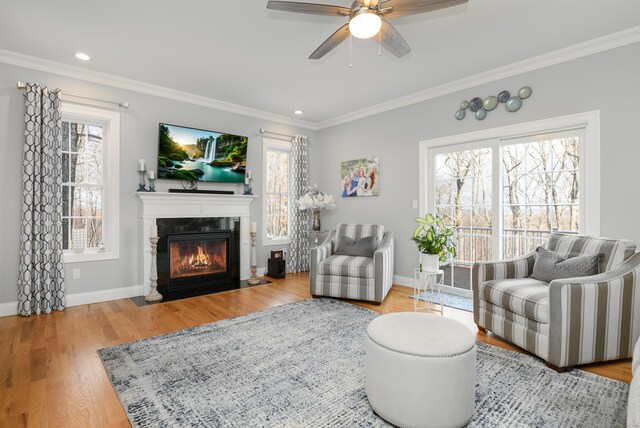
[2,25,639,131]
[316,25,640,129]
[0,48,319,130]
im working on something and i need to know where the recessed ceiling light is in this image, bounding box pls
[294,110,304,115]
[75,52,91,61]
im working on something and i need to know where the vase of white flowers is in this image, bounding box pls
[297,185,336,231]
[312,210,322,231]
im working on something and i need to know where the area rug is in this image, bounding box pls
[411,290,474,312]
[98,299,628,427]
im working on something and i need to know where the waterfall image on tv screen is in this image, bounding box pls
[157,123,247,183]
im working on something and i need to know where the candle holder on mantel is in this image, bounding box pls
[148,176,156,192]
[247,231,261,285]
[243,177,253,195]
[137,170,147,192]
[145,236,163,302]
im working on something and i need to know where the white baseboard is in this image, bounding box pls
[66,285,143,307]
[393,275,413,287]
[0,301,18,317]
[0,284,143,317]
[0,270,276,318]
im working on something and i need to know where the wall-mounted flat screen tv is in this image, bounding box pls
[157,123,247,183]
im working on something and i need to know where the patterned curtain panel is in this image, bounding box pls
[288,134,310,273]
[17,83,66,316]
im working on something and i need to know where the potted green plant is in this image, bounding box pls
[412,213,457,271]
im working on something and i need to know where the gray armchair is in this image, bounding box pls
[310,223,394,304]
[473,232,639,370]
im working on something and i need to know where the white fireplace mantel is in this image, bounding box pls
[137,192,257,296]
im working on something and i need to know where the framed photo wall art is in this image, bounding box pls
[340,156,379,197]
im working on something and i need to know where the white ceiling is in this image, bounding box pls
[1,0,639,126]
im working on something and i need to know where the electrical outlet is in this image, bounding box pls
[72,268,81,280]
[412,200,418,209]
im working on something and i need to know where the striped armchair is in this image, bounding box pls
[473,233,640,370]
[310,224,394,304]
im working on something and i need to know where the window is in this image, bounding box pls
[420,112,600,294]
[263,139,291,245]
[61,104,120,262]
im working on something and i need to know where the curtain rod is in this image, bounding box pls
[259,128,293,139]
[16,81,130,109]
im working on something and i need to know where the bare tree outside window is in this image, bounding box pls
[62,122,104,250]
[502,137,579,258]
[435,148,492,290]
[266,148,290,239]
[433,135,580,291]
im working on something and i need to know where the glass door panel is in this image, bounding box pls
[501,134,581,257]
[434,148,492,292]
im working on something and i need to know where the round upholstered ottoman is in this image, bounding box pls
[366,312,476,428]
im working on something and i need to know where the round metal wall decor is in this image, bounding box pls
[455,86,532,121]
[518,86,532,99]
[506,96,522,112]
[469,97,483,112]
[497,90,511,103]
[483,96,498,111]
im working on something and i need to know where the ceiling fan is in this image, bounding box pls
[266,0,468,59]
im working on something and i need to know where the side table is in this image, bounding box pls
[413,268,445,315]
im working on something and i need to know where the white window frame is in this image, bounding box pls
[262,138,292,246]
[62,103,120,263]
[419,110,600,260]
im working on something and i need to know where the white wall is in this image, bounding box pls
[311,42,640,279]
[0,62,316,306]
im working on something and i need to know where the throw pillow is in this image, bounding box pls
[335,236,379,258]
[531,246,602,282]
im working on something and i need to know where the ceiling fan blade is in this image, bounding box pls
[267,1,351,16]
[382,0,467,18]
[379,19,411,57]
[309,23,350,59]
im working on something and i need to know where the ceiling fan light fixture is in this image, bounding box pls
[349,9,382,39]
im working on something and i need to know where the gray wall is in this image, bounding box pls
[2,41,638,304]
[311,43,640,280]
[0,62,315,304]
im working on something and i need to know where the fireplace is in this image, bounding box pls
[167,232,230,290]
[156,217,240,298]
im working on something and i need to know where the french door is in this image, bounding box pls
[423,122,591,296]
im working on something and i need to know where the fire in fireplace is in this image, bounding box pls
[170,240,227,279]
[164,231,233,292]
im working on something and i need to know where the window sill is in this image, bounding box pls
[64,249,119,264]
[263,238,291,247]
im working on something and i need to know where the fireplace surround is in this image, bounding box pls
[137,192,256,298]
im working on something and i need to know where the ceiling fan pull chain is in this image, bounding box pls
[349,33,353,68]
[378,30,382,56]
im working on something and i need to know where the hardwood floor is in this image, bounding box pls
[0,273,632,427]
